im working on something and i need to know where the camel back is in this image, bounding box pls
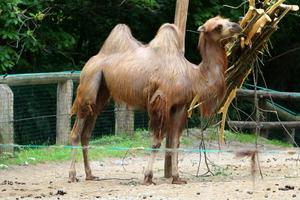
[149,23,183,54]
[99,24,142,55]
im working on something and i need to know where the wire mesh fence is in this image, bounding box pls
[6,84,149,146]
[0,72,152,150]
[12,84,57,145]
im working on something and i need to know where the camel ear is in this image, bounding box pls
[197,25,206,32]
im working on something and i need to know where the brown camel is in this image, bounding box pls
[68,16,242,184]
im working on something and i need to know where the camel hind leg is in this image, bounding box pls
[81,84,110,181]
[69,117,86,182]
[68,70,110,182]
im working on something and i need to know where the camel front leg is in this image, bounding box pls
[69,117,86,182]
[144,134,163,185]
[169,105,187,184]
[171,132,187,184]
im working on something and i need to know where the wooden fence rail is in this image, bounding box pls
[0,71,134,151]
[231,88,300,144]
[0,71,80,86]
[228,121,300,129]
[236,89,300,101]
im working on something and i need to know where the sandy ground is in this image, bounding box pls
[1,144,300,200]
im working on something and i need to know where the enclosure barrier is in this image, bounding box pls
[0,71,135,152]
[1,72,299,152]
[229,88,300,144]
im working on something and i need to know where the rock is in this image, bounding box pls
[1,180,13,185]
[278,185,294,191]
[56,189,67,195]
[285,185,295,190]
[264,194,268,198]
[40,193,46,197]
[196,192,200,195]
[292,194,296,198]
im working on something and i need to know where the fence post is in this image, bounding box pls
[287,128,296,145]
[0,84,14,153]
[115,103,134,136]
[56,80,73,145]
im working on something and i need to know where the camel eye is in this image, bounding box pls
[214,24,223,33]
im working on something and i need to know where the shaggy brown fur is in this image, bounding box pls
[68,16,242,184]
[236,150,259,179]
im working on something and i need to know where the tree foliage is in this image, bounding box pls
[0,0,299,88]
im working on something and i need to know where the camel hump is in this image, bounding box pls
[99,24,143,55]
[149,23,183,54]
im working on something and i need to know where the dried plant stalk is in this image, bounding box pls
[216,0,298,143]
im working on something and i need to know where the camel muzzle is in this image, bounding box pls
[230,23,242,33]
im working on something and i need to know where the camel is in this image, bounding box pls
[68,16,242,184]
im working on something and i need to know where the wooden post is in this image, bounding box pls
[115,103,134,136]
[287,128,296,145]
[0,84,14,153]
[174,0,189,51]
[259,99,269,138]
[165,0,190,178]
[56,80,73,145]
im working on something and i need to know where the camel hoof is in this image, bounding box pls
[143,178,156,186]
[86,175,100,181]
[143,173,156,186]
[68,171,79,183]
[68,177,79,183]
[172,177,187,184]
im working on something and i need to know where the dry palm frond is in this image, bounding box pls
[218,0,299,143]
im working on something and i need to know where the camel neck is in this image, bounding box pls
[198,34,227,72]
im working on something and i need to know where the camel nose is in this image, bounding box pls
[230,23,242,33]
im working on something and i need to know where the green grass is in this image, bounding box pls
[0,129,292,168]
[0,131,151,168]
[207,129,292,147]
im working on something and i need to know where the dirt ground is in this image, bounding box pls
[1,143,300,200]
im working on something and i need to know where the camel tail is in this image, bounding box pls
[70,97,78,116]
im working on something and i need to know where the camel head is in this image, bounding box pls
[197,16,242,44]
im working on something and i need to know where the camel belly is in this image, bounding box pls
[102,67,149,109]
[100,50,160,109]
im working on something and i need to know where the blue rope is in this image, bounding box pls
[0,143,299,154]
